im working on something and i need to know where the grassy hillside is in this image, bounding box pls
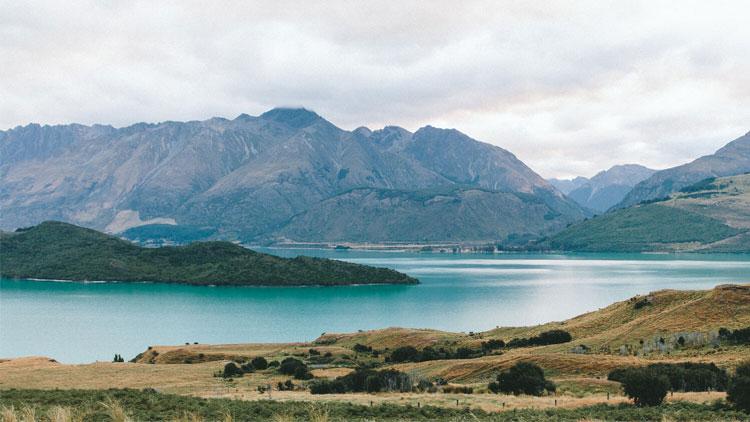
[0,221,417,286]
[546,174,750,252]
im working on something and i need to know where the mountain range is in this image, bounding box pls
[0,108,585,244]
[549,164,656,213]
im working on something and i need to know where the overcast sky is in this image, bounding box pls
[2,1,749,178]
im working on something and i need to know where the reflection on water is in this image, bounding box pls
[1,249,749,363]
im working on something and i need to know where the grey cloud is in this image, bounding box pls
[1,0,748,178]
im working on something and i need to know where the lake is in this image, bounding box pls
[1,250,749,363]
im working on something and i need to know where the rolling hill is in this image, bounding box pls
[546,174,750,252]
[0,221,417,286]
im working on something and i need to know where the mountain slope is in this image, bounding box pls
[616,132,750,208]
[566,164,656,213]
[548,177,588,195]
[0,108,585,243]
[547,174,750,252]
[0,221,417,286]
[275,187,577,243]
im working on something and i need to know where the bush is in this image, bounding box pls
[222,362,244,378]
[268,360,279,368]
[310,368,412,394]
[309,379,346,394]
[727,362,750,413]
[240,363,254,373]
[481,339,505,352]
[621,368,670,406]
[608,363,728,392]
[416,379,434,392]
[365,375,382,393]
[293,365,313,380]
[389,346,420,363]
[493,362,554,396]
[251,356,268,370]
[278,357,306,376]
[506,330,572,348]
[277,380,295,391]
[719,326,750,345]
[353,343,372,353]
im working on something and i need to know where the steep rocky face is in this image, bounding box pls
[616,132,750,208]
[566,164,656,213]
[0,108,586,242]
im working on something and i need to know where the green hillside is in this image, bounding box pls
[0,222,417,286]
[547,174,750,252]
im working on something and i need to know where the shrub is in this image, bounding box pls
[481,339,505,352]
[308,349,320,356]
[240,363,254,373]
[389,346,420,363]
[311,368,412,394]
[416,379,434,392]
[719,326,750,345]
[506,330,572,348]
[455,347,479,359]
[293,365,313,380]
[251,357,268,370]
[365,375,382,393]
[277,380,295,391]
[621,368,670,406]
[309,379,346,394]
[488,381,500,393]
[608,363,728,392]
[222,362,244,378]
[727,362,750,413]
[268,360,280,368]
[493,362,554,396]
[353,343,372,353]
[278,358,306,376]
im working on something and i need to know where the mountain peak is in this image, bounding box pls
[259,107,322,128]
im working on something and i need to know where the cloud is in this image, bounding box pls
[1,0,749,178]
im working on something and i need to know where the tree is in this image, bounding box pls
[728,362,750,413]
[493,362,554,396]
[251,356,268,370]
[621,368,670,406]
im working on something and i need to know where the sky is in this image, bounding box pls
[1,1,749,179]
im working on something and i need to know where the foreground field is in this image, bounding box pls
[1,389,748,422]
[1,284,748,419]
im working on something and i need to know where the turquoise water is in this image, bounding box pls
[1,250,749,363]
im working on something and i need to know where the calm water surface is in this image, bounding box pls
[1,250,749,363]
